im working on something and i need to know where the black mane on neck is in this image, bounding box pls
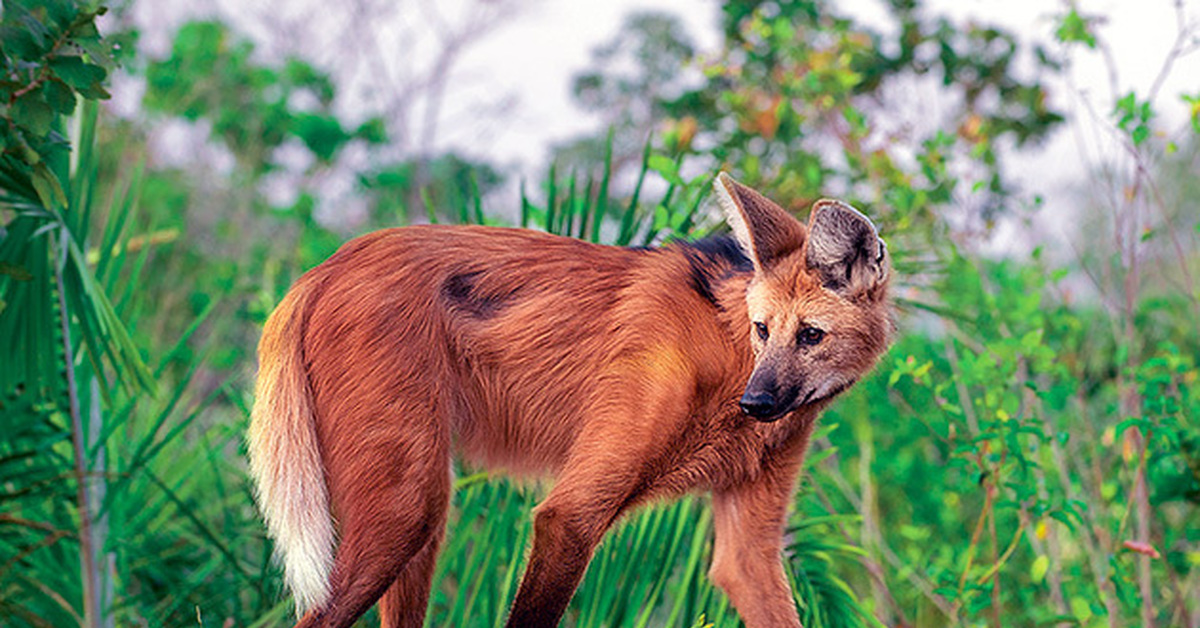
[675,235,752,307]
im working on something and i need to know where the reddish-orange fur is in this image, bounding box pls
[248,175,892,628]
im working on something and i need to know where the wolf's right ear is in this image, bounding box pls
[713,173,806,273]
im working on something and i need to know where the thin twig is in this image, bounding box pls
[57,236,102,628]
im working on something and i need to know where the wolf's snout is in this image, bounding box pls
[739,391,778,418]
[741,367,785,420]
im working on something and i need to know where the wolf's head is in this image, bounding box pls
[714,173,892,422]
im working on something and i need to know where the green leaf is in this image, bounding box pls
[43,78,77,115]
[1055,9,1096,48]
[1049,510,1076,531]
[31,163,67,210]
[17,11,53,50]
[74,36,115,70]
[1131,125,1149,146]
[293,113,349,161]
[647,154,683,186]
[353,117,388,144]
[1114,416,1145,436]
[1020,329,1044,353]
[48,56,109,99]
[1031,554,1049,583]
[12,85,54,137]
[804,445,838,467]
[653,203,668,231]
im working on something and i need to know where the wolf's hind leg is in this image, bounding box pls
[297,400,451,628]
[378,524,444,628]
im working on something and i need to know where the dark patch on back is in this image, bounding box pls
[442,270,514,319]
[677,236,753,307]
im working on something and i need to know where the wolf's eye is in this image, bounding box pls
[754,321,769,341]
[797,326,825,346]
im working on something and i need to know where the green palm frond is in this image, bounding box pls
[0,101,155,401]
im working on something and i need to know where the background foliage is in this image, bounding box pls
[1,0,1198,627]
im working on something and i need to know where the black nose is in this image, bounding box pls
[739,391,777,418]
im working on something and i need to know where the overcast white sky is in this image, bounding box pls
[443,0,723,166]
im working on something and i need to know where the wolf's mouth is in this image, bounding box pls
[796,381,854,410]
[805,379,856,406]
[752,379,858,423]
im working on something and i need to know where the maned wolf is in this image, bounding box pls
[247,173,893,628]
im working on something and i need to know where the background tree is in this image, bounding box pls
[673,0,1062,230]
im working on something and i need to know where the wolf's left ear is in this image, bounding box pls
[805,199,888,298]
[713,173,806,273]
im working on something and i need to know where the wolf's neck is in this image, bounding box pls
[712,272,753,348]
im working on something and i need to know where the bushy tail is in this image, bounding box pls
[247,280,335,615]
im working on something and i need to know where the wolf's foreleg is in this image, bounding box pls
[709,453,806,628]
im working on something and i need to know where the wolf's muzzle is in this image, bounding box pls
[739,391,779,420]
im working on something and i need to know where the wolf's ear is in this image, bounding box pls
[805,199,888,298]
[713,173,806,273]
